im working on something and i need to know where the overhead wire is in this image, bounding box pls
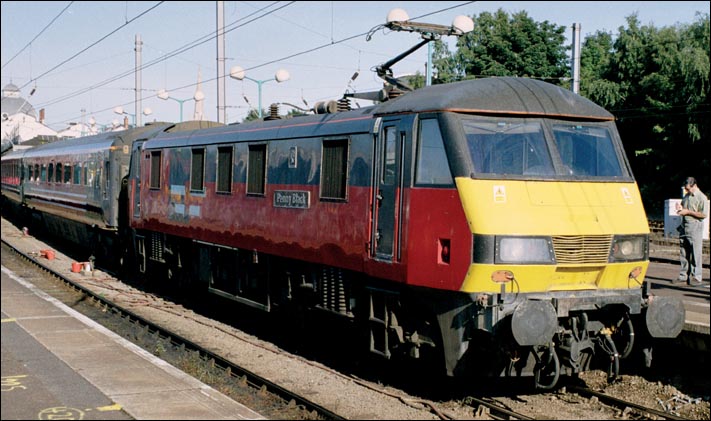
[2,1,74,70]
[36,1,291,110]
[43,1,478,125]
[17,2,165,91]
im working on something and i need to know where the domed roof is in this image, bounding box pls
[1,83,36,118]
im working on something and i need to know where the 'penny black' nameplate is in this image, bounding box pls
[273,190,310,209]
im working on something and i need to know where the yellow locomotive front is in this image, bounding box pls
[381,77,688,388]
[443,111,684,388]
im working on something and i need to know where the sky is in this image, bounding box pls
[1,1,709,130]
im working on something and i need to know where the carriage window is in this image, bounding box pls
[87,162,96,186]
[416,119,453,185]
[64,163,72,183]
[247,144,266,195]
[190,148,205,192]
[321,139,348,200]
[552,125,624,177]
[56,163,63,183]
[104,161,110,190]
[150,151,162,189]
[41,164,47,181]
[34,164,39,181]
[217,146,233,193]
[463,119,554,176]
[73,164,81,184]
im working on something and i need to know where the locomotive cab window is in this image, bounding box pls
[216,146,233,193]
[552,125,625,177]
[150,151,162,189]
[463,119,554,177]
[247,144,267,196]
[320,139,349,200]
[415,118,453,186]
[190,148,205,192]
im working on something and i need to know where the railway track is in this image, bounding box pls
[568,385,688,420]
[3,216,707,420]
[1,238,344,420]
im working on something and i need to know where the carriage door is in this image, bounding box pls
[372,117,410,261]
[130,141,144,219]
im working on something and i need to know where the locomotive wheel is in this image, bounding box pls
[533,345,560,390]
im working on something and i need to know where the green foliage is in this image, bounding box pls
[433,9,568,84]
[432,8,709,218]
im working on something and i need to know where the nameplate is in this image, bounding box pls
[273,190,310,209]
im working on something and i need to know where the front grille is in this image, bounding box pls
[552,235,612,264]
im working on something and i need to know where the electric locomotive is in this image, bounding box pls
[127,77,684,388]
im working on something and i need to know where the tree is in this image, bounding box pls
[581,13,710,217]
[433,9,569,84]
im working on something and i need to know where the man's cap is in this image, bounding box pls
[684,177,696,186]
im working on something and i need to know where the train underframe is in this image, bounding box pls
[130,230,684,389]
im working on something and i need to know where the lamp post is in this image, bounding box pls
[229,66,290,118]
[113,106,152,127]
[157,89,204,122]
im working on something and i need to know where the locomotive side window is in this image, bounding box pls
[415,118,453,186]
[320,139,349,200]
[190,148,205,192]
[216,146,233,193]
[382,127,397,186]
[150,151,162,189]
[247,144,267,195]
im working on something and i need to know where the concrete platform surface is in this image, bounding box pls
[1,266,265,420]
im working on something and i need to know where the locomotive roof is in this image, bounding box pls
[145,107,377,148]
[374,77,614,120]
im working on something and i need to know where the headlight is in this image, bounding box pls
[609,234,648,262]
[496,236,555,264]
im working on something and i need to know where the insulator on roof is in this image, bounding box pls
[265,103,281,120]
[337,97,351,112]
[313,100,338,114]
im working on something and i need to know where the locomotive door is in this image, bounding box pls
[372,116,410,261]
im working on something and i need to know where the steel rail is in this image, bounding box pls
[1,238,345,420]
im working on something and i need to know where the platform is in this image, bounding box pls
[1,265,265,420]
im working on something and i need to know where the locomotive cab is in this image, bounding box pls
[376,78,685,387]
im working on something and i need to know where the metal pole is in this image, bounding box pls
[426,40,433,86]
[135,34,143,126]
[571,23,581,94]
[257,81,263,118]
[216,1,226,123]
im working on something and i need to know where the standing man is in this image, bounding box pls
[676,177,708,285]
